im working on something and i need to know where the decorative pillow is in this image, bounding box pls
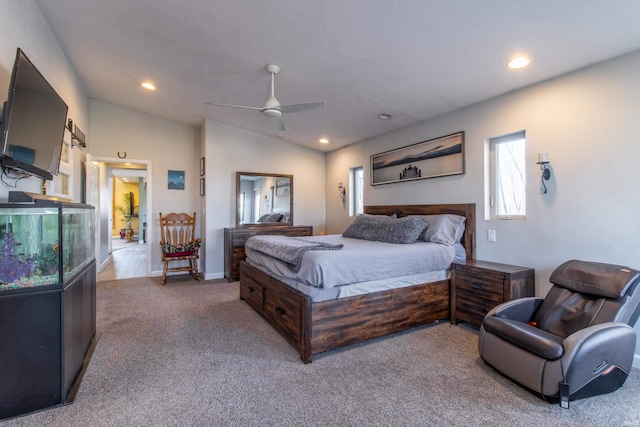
[342,214,426,244]
[411,214,466,245]
[258,213,283,223]
[162,240,201,257]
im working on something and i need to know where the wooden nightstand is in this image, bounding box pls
[451,260,535,326]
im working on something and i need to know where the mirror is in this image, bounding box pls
[236,172,293,226]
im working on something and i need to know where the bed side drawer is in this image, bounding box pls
[239,274,264,312]
[263,289,302,346]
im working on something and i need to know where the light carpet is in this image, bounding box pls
[3,276,640,426]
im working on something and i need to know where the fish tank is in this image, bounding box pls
[0,192,95,292]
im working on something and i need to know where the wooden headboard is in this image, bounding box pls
[363,203,476,260]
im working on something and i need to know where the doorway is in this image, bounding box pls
[88,156,152,281]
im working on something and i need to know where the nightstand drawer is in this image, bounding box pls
[454,272,504,303]
[455,290,497,326]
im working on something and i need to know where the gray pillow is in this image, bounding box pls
[343,214,426,244]
[411,214,466,245]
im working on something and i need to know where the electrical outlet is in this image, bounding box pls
[488,230,496,242]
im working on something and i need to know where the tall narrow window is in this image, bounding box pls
[349,166,364,216]
[489,131,526,219]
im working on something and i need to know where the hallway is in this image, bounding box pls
[98,238,147,281]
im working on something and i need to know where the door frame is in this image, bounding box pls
[88,155,153,277]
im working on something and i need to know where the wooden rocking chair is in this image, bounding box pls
[159,212,201,285]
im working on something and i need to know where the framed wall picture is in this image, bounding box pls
[200,157,205,176]
[371,131,464,185]
[168,170,185,190]
[200,178,205,196]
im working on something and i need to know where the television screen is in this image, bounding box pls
[0,48,68,180]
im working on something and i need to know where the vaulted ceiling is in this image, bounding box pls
[36,0,640,151]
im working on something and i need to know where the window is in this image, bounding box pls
[48,139,72,198]
[349,166,364,216]
[239,192,245,223]
[489,131,526,219]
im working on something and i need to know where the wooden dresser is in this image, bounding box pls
[224,225,313,281]
[451,260,535,326]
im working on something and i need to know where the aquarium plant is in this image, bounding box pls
[0,233,35,284]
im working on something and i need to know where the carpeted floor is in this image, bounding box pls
[3,276,640,426]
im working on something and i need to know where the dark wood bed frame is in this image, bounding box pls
[239,203,476,363]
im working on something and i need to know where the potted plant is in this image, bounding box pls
[115,192,139,240]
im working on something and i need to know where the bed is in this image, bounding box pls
[239,203,476,363]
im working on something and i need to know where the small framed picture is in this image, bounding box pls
[200,178,205,196]
[200,157,205,176]
[168,170,185,190]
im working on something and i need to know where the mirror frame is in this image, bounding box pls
[236,172,293,227]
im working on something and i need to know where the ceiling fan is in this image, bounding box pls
[206,64,325,131]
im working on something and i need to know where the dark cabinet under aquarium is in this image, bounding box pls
[0,192,96,420]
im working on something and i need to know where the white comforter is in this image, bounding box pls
[244,234,455,290]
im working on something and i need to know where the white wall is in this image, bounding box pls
[326,49,640,364]
[89,100,201,275]
[0,0,89,201]
[202,119,326,279]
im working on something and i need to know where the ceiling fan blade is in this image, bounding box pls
[267,114,286,131]
[205,102,262,111]
[279,101,325,114]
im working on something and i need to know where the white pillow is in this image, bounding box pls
[410,214,466,245]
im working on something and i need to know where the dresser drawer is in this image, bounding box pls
[455,290,498,326]
[454,271,504,304]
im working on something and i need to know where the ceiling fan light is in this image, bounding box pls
[263,109,282,118]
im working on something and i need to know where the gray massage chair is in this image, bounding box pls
[478,260,640,407]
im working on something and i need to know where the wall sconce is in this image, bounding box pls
[338,182,346,202]
[536,153,551,194]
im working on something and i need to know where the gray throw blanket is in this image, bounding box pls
[245,235,343,272]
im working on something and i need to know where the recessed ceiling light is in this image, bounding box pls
[141,82,156,90]
[507,56,530,69]
[378,113,392,120]
[319,138,330,144]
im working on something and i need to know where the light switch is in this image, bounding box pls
[488,230,496,242]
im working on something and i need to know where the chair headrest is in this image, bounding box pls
[550,260,640,299]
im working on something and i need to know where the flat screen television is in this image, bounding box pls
[0,48,68,181]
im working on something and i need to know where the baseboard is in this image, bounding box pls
[633,353,640,370]
[151,270,225,281]
[203,272,224,280]
[99,258,110,271]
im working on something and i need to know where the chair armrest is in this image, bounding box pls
[485,297,543,323]
[562,322,637,387]
[482,316,565,360]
